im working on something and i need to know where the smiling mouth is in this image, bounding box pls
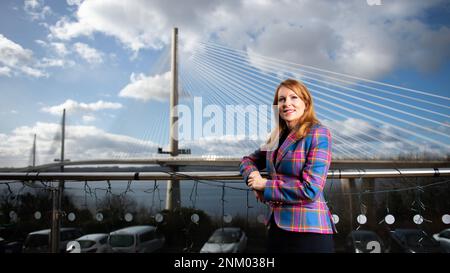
[283,109,295,114]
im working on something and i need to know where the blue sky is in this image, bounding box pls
[0,1,165,133]
[0,0,449,167]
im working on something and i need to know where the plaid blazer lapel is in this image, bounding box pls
[266,150,276,175]
[274,131,297,169]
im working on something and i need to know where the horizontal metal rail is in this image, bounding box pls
[0,168,448,182]
[1,158,448,172]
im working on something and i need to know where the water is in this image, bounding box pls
[64,180,268,221]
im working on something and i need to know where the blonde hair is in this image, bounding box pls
[266,79,319,146]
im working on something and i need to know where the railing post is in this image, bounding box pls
[361,177,375,224]
[340,178,357,229]
[50,187,60,253]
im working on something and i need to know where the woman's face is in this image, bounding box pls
[277,86,306,127]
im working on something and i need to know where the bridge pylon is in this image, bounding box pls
[166,27,181,211]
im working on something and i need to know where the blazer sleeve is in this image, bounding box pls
[264,127,332,203]
[239,148,267,185]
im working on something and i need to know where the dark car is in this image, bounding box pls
[387,229,443,253]
[0,237,5,253]
[3,241,23,253]
[0,226,23,253]
[433,228,450,253]
[345,230,385,253]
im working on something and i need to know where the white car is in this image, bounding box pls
[76,233,112,253]
[109,225,165,253]
[200,227,247,253]
[433,228,450,253]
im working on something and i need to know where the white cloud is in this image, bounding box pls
[181,135,263,156]
[24,0,41,9]
[0,34,48,78]
[34,40,74,69]
[0,66,12,77]
[41,99,122,115]
[48,0,213,51]
[19,65,48,78]
[35,40,69,56]
[391,20,450,72]
[0,122,159,167]
[1,34,34,67]
[49,16,95,41]
[119,71,171,102]
[82,115,96,123]
[51,42,69,56]
[0,118,446,167]
[73,42,104,64]
[35,39,47,47]
[321,118,448,159]
[37,57,74,68]
[24,0,52,21]
[48,0,450,79]
[323,118,378,140]
[179,126,447,159]
[67,0,83,6]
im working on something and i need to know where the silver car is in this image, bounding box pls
[109,225,165,253]
[75,233,112,253]
[200,227,247,253]
[433,228,450,253]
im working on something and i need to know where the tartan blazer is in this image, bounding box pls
[240,124,336,234]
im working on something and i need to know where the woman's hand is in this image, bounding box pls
[254,190,265,203]
[247,171,267,191]
[248,172,282,206]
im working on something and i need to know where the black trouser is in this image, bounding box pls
[267,216,335,253]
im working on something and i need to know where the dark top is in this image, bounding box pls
[273,130,290,166]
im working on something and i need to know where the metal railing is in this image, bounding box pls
[0,168,449,182]
[1,158,449,172]
[1,167,448,253]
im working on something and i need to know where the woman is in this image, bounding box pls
[240,78,336,253]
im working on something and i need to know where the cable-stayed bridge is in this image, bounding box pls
[0,28,449,253]
[1,29,449,167]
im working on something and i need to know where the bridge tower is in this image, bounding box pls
[166,27,181,211]
[50,108,66,253]
[31,134,36,167]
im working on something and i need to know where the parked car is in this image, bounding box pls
[22,227,83,253]
[109,225,165,253]
[0,237,5,253]
[387,229,443,253]
[0,227,23,253]
[345,230,385,253]
[433,228,450,253]
[200,227,247,253]
[3,241,23,253]
[74,233,111,253]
